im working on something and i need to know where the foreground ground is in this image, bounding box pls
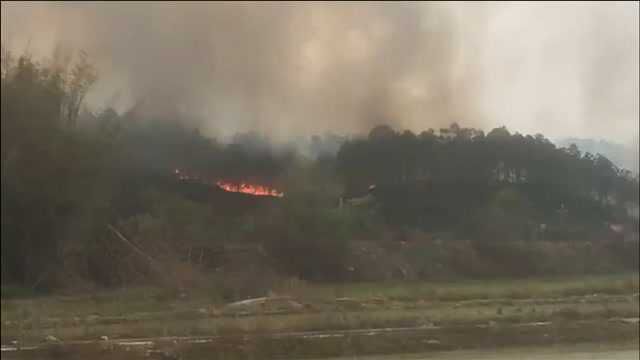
[1,274,639,359]
[325,342,640,360]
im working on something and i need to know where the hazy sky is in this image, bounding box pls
[1,2,638,146]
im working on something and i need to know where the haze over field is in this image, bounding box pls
[1,2,638,149]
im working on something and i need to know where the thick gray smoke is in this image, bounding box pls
[1,2,638,146]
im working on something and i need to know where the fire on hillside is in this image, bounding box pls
[174,169,284,197]
[215,181,284,198]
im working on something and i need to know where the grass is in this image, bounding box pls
[1,273,638,345]
[2,273,637,321]
[300,273,640,302]
[0,277,629,327]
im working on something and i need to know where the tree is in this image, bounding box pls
[336,124,637,232]
[1,52,104,288]
[62,51,98,127]
[368,124,396,141]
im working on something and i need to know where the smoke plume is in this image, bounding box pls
[1,2,638,145]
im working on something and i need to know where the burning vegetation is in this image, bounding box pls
[174,169,284,197]
[216,181,284,198]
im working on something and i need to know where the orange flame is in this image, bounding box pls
[216,181,284,198]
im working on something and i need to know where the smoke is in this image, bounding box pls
[1,2,638,145]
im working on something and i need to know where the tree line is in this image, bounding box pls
[336,124,638,233]
[1,52,638,292]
